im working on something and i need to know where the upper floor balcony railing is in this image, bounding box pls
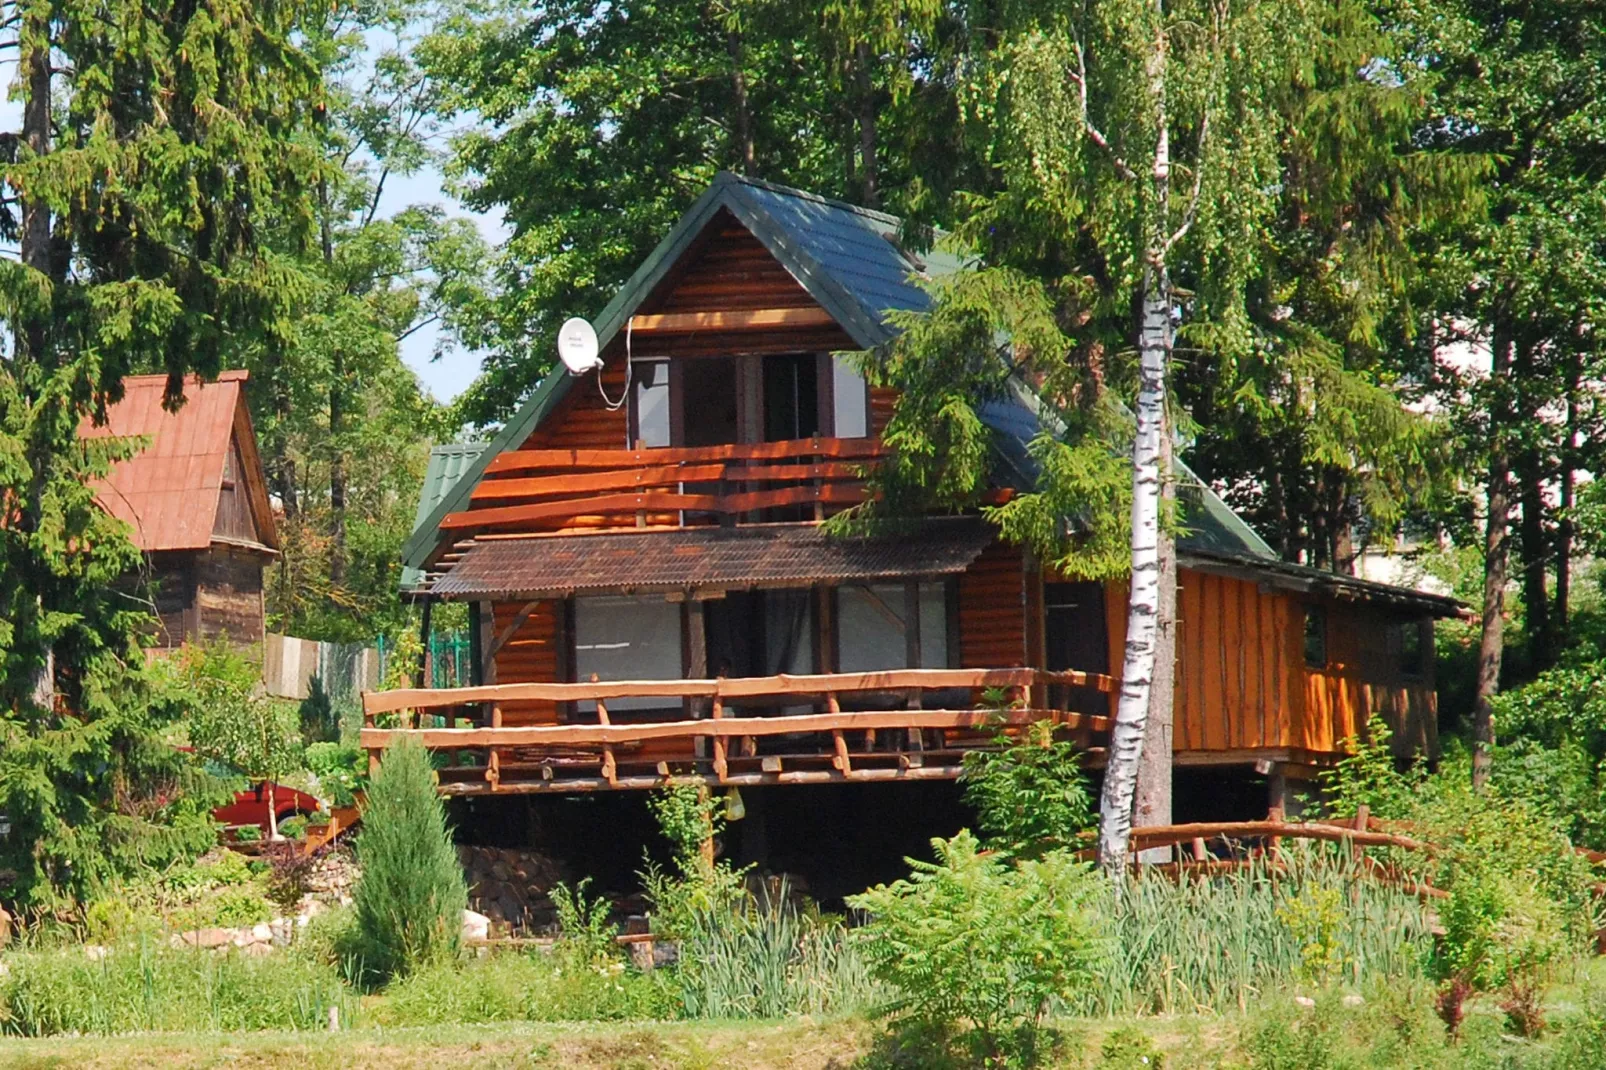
[361,667,1115,794]
[438,436,893,537]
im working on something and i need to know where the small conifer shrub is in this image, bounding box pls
[351,737,467,981]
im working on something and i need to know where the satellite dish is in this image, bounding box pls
[557,317,602,374]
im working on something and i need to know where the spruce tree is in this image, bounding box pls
[0,0,323,908]
[352,737,467,980]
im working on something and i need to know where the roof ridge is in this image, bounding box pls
[111,370,249,386]
[716,171,908,228]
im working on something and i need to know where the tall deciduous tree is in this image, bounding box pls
[1412,0,1606,787]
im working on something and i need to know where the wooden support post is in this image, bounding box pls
[487,748,501,791]
[656,761,672,779]
[899,753,924,770]
[1352,804,1369,861]
[711,683,728,782]
[597,691,617,786]
[1192,836,1208,862]
[742,736,757,758]
[832,730,851,774]
[1267,803,1285,859]
[760,756,783,773]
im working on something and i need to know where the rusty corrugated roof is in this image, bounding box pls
[79,370,271,553]
[427,520,995,599]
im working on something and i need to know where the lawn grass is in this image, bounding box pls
[0,1018,873,1070]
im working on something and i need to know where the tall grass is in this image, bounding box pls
[1088,842,1433,1016]
[679,895,882,1018]
[0,938,355,1036]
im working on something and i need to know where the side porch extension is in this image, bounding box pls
[360,668,1115,794]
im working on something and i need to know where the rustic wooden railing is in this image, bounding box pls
[439,436,892,533]
[361,667,1115,794]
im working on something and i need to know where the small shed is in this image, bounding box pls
[82,370,278,647]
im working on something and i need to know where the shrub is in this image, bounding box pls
[640,781,747,940]
[959,720,1092,858]
[350,737,466,982]
[233,824,262,843]
[551,878,620,970]
[848,831,1108,1066]
[305,742,368,808]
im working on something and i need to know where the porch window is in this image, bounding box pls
[574,594,682,712]
[837,582,950,672]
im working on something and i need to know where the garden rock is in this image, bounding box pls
[461,909,491,942]
[459,846,566,933]
[176,927,235,949]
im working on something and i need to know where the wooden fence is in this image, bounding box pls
[360,667,1115,794]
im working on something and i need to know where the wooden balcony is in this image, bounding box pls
[361,668,1115,795]
[438,436,891,538]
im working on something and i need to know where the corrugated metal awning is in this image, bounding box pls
[426,520,995,599]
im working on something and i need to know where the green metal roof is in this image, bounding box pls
[400,442,490,590]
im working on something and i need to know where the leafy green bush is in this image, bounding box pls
[0,940,353,1035]
[305,742,368,809]
[350,737,467,982]
[233,824,262,843]
[959,720,1093,858]
[640,781,748,941]
[551,878,620,970]
[848,831,1108,1066]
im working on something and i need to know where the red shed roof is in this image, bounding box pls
[79,370,277,553]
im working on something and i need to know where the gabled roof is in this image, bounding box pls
[402,171,964,571]
[80,370,277,553]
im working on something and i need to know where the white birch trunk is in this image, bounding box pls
[1098,5,1171,873]
[1135,425,1177,861]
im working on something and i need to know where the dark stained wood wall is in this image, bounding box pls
[194,548,266,645]
[213,438,262,544]
[959,542,1028,668]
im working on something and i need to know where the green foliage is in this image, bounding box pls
[1317,715,1425,821]
[959,721,1094,859]
[350,737,467,982]
[0,941,354,1036]
[1093,844,1430,1016]
[1098,1029,1165,1070]
[298,677,340,747]
[233,825,262,844]
[305,742,368,810]
[848,831,1108,1066]
[375,949,680,1026]
[677,893,881,1020]
[550,878,619,971]
[640,782,748,941]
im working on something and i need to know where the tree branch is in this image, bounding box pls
[1162,0,1224,254]
[1069,36,1137,182]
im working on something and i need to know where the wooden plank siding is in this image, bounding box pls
[1095,568,1435,762]
[489,600,565,725]
[959,542,1028,668]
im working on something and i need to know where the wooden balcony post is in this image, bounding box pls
[711,678,728,782]
[595,682,618,786]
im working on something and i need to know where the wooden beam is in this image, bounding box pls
[627,307,837,334]
[364,667,1116,715]
[483,436,887,475]
[441,484,868,532]
[361,707,1064,749]
[485,600,542,663]
[435,764,968,795]
[471,464,730,502]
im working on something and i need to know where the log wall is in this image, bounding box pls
[958,542,1028,668]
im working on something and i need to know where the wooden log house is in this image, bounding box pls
[81,370,279,648]
[380,174,1462,816]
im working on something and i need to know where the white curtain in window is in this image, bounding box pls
[574,595,682,711]
[633,360,670,447]
[832,354,868,439]
[837,583,947,672]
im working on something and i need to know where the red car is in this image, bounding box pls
[213,782,324,833]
